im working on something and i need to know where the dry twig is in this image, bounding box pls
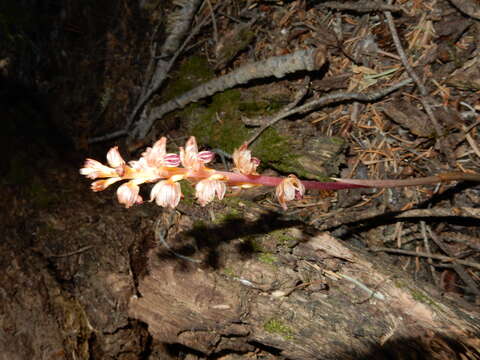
[371,247,480,271]
[383,1,443,138]
[246,76,310,146]
[311,206,480,230]
[427,226,480,296]
[245,78,413,146]
[88,0,214,144]
[321,1,404,13]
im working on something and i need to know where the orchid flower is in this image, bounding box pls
[80,136,480,209]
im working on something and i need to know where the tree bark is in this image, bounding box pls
[129,211,480,359]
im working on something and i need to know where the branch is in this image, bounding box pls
[371,247,480,270]
[245,78,412,144]
[321,1,404,13]
[127,47,327,144]
[88,0,207,144]
[333,172,480,188]
[384,1,443,137]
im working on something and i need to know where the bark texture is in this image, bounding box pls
[129,211,480,359]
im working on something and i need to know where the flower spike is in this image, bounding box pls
[81,135,478,210]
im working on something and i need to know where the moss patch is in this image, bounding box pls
[258,252,277,265]
[180,181,196,205]
[264,318,294,340]
[164,55,214,101]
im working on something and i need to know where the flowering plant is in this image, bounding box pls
[80,136,480,209]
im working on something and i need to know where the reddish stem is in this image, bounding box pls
[215,171,365,190]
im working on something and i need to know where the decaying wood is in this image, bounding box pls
[129,213,480,359]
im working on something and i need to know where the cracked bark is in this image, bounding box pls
[128,213,480,359]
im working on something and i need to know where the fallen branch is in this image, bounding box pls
[246,78,413,146]
[311,206,480,230]
[88,0,209,144]
[371,247,480,271]
[384,1,443,138]
[321,1,404,13]
[127,47,327,145]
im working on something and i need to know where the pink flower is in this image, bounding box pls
[195,176,227,206]
[106,146,126,168]
[180,136,215,171]
[117,181,143,208]
[80,159,117,179]
[197,150,215,164]
[150,180,182,208]
[91,177,122,192]
[232,143,260,175]
[140,137,181,168]
[162,153,181,167]
[275,175,305,210]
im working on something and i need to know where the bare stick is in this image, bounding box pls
[246,78,412,143]
[311,206,480,230]
[88,0,213,144]
[427,226,480,296]
[246,76,310,146]
[384,1,443,137]
[127,47,327,143]
[88,129,127,144]
[322,1,404,13]
[155,214,201,263]
[371,247,480,271]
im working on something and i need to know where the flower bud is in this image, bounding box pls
[162,153,181,167]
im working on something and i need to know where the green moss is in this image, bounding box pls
[245,237,263,253]
[409,288,441,312]
[222,267,236,277]
[189,89,250,153]
[270,229,295,246]
[330,136,345,145]
[164,56,214,101]
[264,318,294,339]
[238,100,282,117]
[258,252,277,265]
[166,58,335,180]
[180,181,196,205]
[214,209,242,225]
